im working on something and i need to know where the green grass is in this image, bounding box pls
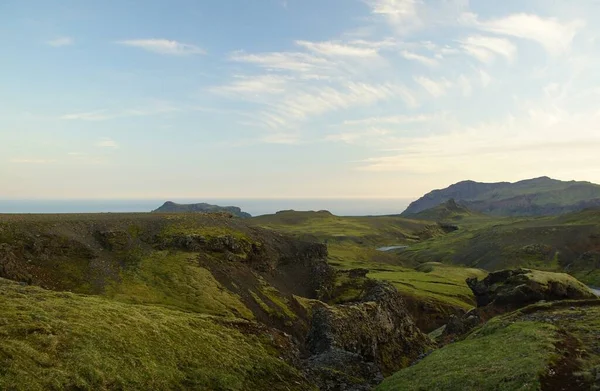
[398,209,600,287]
[377,319,558,391]
[0,278,311,391]
[368,263,487,310]
[104,250,253,319]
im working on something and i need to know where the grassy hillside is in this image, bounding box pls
[378,299,600,390]
[0,278,310,391]
[400,208,600,286]
[0,213,333,343]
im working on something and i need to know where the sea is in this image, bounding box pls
[0,198,414,217]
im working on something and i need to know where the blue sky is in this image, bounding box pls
[2,0,600,199]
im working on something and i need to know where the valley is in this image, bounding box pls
[2,178,600,390]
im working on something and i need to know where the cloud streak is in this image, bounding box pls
[116,39,205,55]
[47,37,74,47]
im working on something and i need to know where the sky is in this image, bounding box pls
[2,0,600,199]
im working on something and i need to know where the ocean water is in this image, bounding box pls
[0,198,413,217]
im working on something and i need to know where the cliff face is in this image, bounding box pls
[153,201,252,218]
[402,177,600,217]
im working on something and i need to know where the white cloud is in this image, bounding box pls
[60,111,113,121]
[459,35,517,63]
[472,13,585,55]
[261,82,418,128]
[96,138,119,148]
[246,82,417,129]
[296,40,379,57]
[47,37,74,47]
[116,39,205,55]
[401,50,438,66]
[366,0,471,36]
[210,75,288,96]
[230,51,332,73]
[414,76,452,97]
[366,0,420,25]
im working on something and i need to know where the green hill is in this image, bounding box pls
[402,177,600,217]
[409,199,477,221]
[400,207,600,286]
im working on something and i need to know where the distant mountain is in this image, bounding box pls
[402,177,600,217]
[152,201,251,218]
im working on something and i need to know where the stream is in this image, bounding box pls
[376,245,409,252]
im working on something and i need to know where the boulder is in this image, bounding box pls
[466,268,596,314]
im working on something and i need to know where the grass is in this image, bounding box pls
[104,250,253,319]
[399,209,600,284]
[377,319,558,391]
[368,263,487,310]
[0,278,311,391]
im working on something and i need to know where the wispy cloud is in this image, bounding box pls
[366,0,420,31]
[468,13,585,55]
[47,37,74,47]
[209,75,288,96]
[60,102,182,121]
[401,50,438,66]
[230,51,332,73]
[458,35,517,63]
[414,76,452,97]
[60,110,113,121]
[96,138,118,148]
[116,39,205,55]
[256,82,418,128]
[296,40,379,57]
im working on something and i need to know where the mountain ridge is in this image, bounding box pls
[402,177,600,217]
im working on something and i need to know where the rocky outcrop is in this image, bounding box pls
[440,269,597,341]
[153,201,252,218]
[466,268,596,313]
[305,280,433,390]
[0,244,31,283]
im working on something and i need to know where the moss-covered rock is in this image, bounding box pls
[467,268,596,314]
[305,280,433,389]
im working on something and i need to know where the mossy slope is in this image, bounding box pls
[0,278,311,391]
